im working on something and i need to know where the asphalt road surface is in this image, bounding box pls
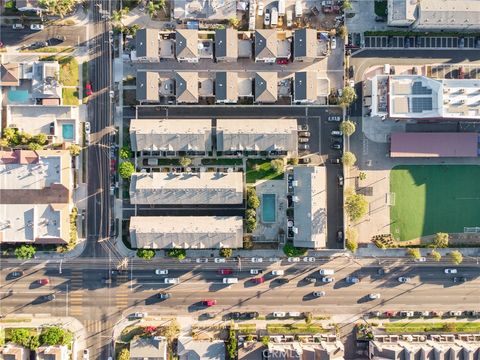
[0,25,87,47]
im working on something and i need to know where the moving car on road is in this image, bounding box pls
[313,291,326,297]
[321,277,335,283]
[223,278,238,284]
[164,278,179,284]
[453,277,467,283]
[444,268,457,274]
[345,276,359,284]
[196,258,208,263]
[214,258,226,263]
[250,269,262,275]
[132,312,147,318]
[157,292,171,299]
[271,270,284,276]
[251,257,263,263]
[287,257,300,262]
[319,269,334,275]
[155,269,168,275]
[397,277,410,283]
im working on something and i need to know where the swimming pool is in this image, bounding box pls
[8,90,30,103]
[262,194,276,223]
[62,124,74,140]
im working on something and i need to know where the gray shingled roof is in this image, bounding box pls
[176,29,198,59]
[255,72,277,103]
[294,72,317,102]
[294,28,317,59]
[215,28,238,60]
[215,72,238,103]
[175,72,198,103]
[136,71,159,102]
[136,28,158,58]
[255,29,277,59]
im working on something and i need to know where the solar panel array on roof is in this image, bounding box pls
[412,81,432,95]
[411,97,433,112]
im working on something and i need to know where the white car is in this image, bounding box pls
[264,9,270,26]
[223,278,238,284]
[369,293,381,300]
[415,257,427,262]
[133,312,147,318]
[288,257,300,262]
[164,278,179,284]
[109,90,115,98]
[214,258,226,263]
[271,270,284,276]
[398,277,410,283]
[273,312,286,318]
[84,122,91,134]
[268,257,280,262]
[257,1,264,16]
[288,312,301,317]
[250,269,260,275]
[444,268,457,274]
[196,258,208,263]
[321,277,335,283]
[155,269,168,275]
[30,24,44,31]
[449,310,462,317]
[83,349,89,360]
[400,311,414,317]
[330,37,337,49]
[251,257,263,263]
[313,291,325,297]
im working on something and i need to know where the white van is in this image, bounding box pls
[384,64,391,75]
[223,278,238,284]
[319,269,335,275]
[164,278,179,284]
[272,270,284,276]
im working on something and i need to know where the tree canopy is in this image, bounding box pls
[342,151,357,167]
[119,161,135,179]
[339,86,357,106]
[345,193,368,222]
[15,245,36,260]
[340,120,356,136]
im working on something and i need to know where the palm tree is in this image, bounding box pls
[147,0,166,18]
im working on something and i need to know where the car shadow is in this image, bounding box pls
[29,282,42,290]
[302,293,318,302]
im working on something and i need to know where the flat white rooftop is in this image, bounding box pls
[130,172,243,205]
[0,156,61,189]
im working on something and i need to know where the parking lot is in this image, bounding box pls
[428,64,480,80]
[364,35,479,49]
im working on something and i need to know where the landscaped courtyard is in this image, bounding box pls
[390,165,480,241]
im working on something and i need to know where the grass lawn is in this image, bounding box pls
[62,88,79,105]
[385,322,480,333]
[21,47,74,53]
[59,57,79,86]
[267,323,326,334]
[237,324,257,334]
[374,0,387,16]
[246,159,284,184]
[390,165,480,241]
[201,158,243,166]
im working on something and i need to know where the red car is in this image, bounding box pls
[85,82,93,96]
[218,269,233,275]
[110,159,116,172]
[276,58,289,65]
[38,279,49,285]
[203,299,217,307]
[252,277,265,284]
[384,310,396,318]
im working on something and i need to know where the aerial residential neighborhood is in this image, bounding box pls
[1,0,480,359]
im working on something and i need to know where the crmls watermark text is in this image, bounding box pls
[263,349,301,358]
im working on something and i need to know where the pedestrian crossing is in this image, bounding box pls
[116,273,130,311]
[69,270,83,316]
[83,320,114,334]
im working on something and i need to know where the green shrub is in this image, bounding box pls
[167,248,186,260]
[220,248,233,258]
[283,243,307,257]
[136,249,155,260]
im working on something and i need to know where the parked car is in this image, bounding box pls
[264,9,271,26]
[250,269,262,275]
[298,124,309,131]
[226,312,242,320]
[444,268,457,274]
[218,269,233,275]
[48,35,66,46]
[276,58,288,65]
[321,277,335,283]
[337,175,344,186]
[399,311,414,317]
[196,258,208,263]
[85,82,93,96]
[449,310,462,317]
[164,278,179,284]
[257,1,264,16]
[369,293,381,300]
[203,299,217,307]
[313,291,326,297]
[305,277,316,283]
[327,115,342,122]
[345,276,359,284]
[133,312,147,318]
[299,157,311,164]
[330,158,341,164]
[30,41,48,49]
[84,122,91,134]
[319,269,334,275]
[157,292,171,299]
[273,312,286,318]
[223,278,238,284]
[397,277,410,283]
[287,257,300,262]
[214,258,226,263]
[30,24,44,31]
[331,130,343,136]
[298,144,310,150]
[453,277,467,283]
[83,349,89,360]
[303,257,315,262]
[38,279,49,285]
[12,23,25,29]
[155,269,168,275]
[242,312,259,319]
[415,257,427,262]
[374,15,387,22]
[298,137,309,143]
[271,270,284,276]
[275,278,289,284]
[252,277,265,284]
[331,37,337,49]
[288,312,302,318]
[298,131,310,137]
[251,257,263,263]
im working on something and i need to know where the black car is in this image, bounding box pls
[9,271,23,279]
[330,158,341,164]
[275,278,289,284]
[41,294,55,302]
[47,35,66,46]
[331,142,342,150]
[30,41,48,49]
[226,312,242,320]
[242,312,259,319]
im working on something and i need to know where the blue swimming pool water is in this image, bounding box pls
[262,194,276,223]
[8,90,30,103]
[62,124,74,140]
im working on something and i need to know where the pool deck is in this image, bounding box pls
[253,179,288,242]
